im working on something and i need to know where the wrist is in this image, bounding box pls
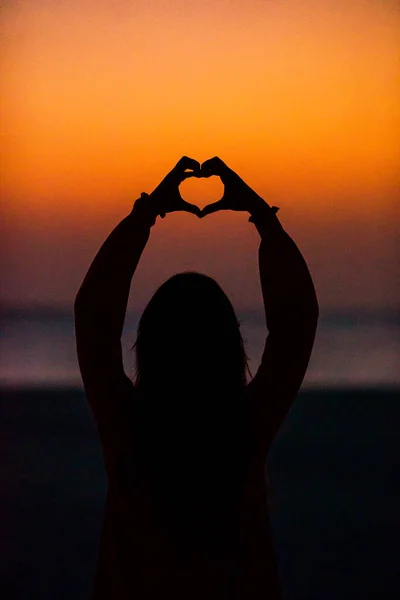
[247,196,267,215]
[248,200,283,234]
[130,193,158,227]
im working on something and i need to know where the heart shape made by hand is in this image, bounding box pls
[179,172,224,210]
[152,156,267,219]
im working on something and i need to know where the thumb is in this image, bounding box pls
[199,199,228,217]
[179,200,202,217]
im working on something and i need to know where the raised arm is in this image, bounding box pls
[74,202,153,445]
[248,204,319,452]
[74,157,201,463]
[200,157,319,455]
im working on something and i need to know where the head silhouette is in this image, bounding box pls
[134,272,249,393]
[128,273,253,556]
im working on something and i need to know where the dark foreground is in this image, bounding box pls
[1,387,399,600]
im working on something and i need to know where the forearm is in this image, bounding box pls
[74,204,154,341]
[250,202,319,337]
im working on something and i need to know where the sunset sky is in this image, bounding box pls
[2,0,399,313]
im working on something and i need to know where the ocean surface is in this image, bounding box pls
[0,306,399,388]
[1,308,399,598]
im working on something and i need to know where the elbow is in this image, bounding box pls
[74,290,94,336]
[314,290,320,322]
[74,289,83,312]
[313,294,319,321]
[309,283,319,322]
[309,295,319,334]
[74,286,89,316]
[300,285,319,324]
[312,307,319,339]
[300,292,319,338]
[73,296,83,327]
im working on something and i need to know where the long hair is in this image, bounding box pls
[134,272,251,390]
[123,273,255,558]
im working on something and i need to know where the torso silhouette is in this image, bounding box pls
[92,382,282,600]
[75,200,319,599]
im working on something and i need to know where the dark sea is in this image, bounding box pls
[1,308,399,599]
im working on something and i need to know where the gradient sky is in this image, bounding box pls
[1,0,399,313]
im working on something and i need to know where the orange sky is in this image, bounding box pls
[1,0,399,311]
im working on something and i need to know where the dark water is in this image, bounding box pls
[1,387,399,599]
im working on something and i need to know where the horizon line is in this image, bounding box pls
[1,302,399,323]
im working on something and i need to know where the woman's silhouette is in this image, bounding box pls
[75,157,319,599]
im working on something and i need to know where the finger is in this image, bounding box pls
[200,157,229,178]
[180,171,198,182]
[155,157,200,193]
[173,158,201,185]
[198,165,213,178]
[178,200,201,217]
[200,199,228,217]
[176,156,201,175]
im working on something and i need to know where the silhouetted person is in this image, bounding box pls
[74,156,319,599]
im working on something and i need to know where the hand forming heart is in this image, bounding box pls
[196,157,266,217]
[136,156,270,221]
